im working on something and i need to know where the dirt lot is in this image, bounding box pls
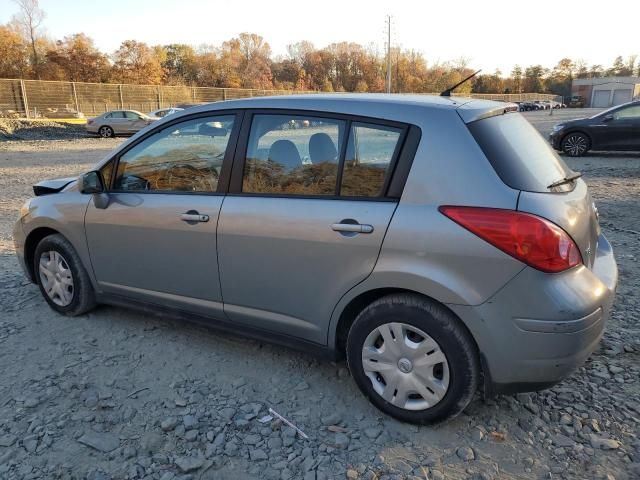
[0,109,638,480]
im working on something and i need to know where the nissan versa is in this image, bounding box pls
[13,94,618,424]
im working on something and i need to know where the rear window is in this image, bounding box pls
[467,113,571,192]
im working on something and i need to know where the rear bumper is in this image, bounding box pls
[450,232,617,393]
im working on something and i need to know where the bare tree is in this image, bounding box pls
[13,0,45,79]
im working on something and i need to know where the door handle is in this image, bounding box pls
[181,212,209,223]
[331,222,374,234]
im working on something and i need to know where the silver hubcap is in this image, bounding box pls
[39,251,74,306]
[564,135,587,156]
[362,322,450,411]
[100,127,111,137]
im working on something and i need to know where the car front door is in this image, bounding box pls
[85,113,240,317]
[217,111,413,344]
[607,105,640,150]
[124,111,150,133]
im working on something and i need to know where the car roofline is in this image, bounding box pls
[168,93,516,124]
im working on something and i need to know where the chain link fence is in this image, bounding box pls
[0,78,562,119]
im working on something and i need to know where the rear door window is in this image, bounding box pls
[242,114,345,196]
[467,113,572,192]
[341,123,401,197]
[240,113,406,198]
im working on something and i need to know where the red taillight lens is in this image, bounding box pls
[439,206,582,273]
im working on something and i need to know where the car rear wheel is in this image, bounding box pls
[34,234,96,316]
[346,293,479,424]
[99,125,114,138]
[561,132,590,157]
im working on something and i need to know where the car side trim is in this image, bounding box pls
[387,125,422,198]
[96,292,337,360]
[513,307,603,334]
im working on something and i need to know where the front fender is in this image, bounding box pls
[22,191,95,289]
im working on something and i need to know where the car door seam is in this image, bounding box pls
[325,200,401,345]
[81,196,102,293]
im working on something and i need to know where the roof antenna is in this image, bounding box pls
[440,69,482,97]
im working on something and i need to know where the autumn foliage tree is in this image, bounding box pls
[0,2,638,96]
[0,25,30,78]
[44,34,110,82]
[12,0,45,79]
[112,40,163,84]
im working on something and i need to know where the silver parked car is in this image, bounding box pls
[86,110,157,138]
[14,95,617,424]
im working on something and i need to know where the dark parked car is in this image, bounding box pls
[568,95,585,108]
[519,101,535,111]
[550,100,640,156]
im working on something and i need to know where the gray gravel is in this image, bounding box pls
[0,110,638,479]
[0,119,91,141]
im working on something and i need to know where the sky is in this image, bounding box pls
[0,0,637,74]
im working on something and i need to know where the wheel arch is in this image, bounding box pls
[24,226,62,282]
[99,125,114,137]
[331,287,481,365]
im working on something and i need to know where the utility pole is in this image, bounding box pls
[385,15,392,93]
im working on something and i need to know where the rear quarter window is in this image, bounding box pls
[467,113,571,192]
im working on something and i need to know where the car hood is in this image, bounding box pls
[33,177,77,196]
[561,117,589,125]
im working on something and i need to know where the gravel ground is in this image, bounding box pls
[0,110,639,480]
[0,119,89,141]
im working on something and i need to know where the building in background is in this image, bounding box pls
[572,77,640,108]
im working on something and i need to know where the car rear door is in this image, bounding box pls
[106,111,127,134]
[85,112,240,317]
[217,111,416,344]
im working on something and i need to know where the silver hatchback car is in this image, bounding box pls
[14,95,617,424]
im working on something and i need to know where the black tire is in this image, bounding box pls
[346,293,479,425]
[99,125,114,138]
[34,234,96,316]
[561,132,590,157]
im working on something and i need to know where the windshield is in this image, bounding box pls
[468,113,572,192]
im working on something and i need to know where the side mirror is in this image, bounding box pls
[79,171,104,194]
[602,114,614,122]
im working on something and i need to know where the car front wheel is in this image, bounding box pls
[346,293,480,424]
[99,125,114,138]
[34,234,96,316]
[561,132,590,157]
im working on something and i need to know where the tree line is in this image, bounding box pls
[1,0,638,97]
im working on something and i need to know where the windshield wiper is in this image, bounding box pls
[547,172,582,189]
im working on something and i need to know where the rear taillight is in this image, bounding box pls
[439,206,582,273]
